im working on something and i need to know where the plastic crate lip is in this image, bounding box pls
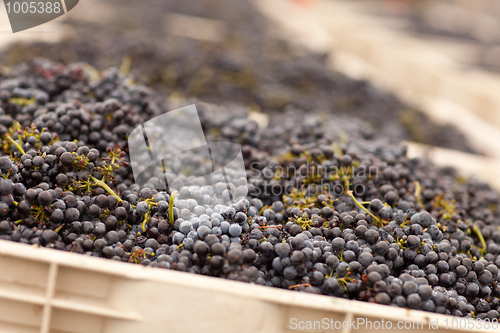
[0,239,492,332]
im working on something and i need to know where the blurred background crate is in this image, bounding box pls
[256,0,500,189]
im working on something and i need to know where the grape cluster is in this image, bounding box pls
[0,61,158,153]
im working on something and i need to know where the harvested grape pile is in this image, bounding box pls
[0,0,476,153]
[0,59,499,321]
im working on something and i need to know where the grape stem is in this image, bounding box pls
[119,55,132,75]
[472,224,487,254]
[289,283,311,290]
[414,181,425,209]
[141,212,151,232]
[347,190,380,223]
[90,176,122,203]
[74,99,94,119]
[169,190,178,226]
[6,136,25,155]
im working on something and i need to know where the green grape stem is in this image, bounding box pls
[347,191,380,223]
[6,136,25,155]
[472,224,487,254]
[169,191,178,226]
[90,176,122,203]
[141,212,151,232]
